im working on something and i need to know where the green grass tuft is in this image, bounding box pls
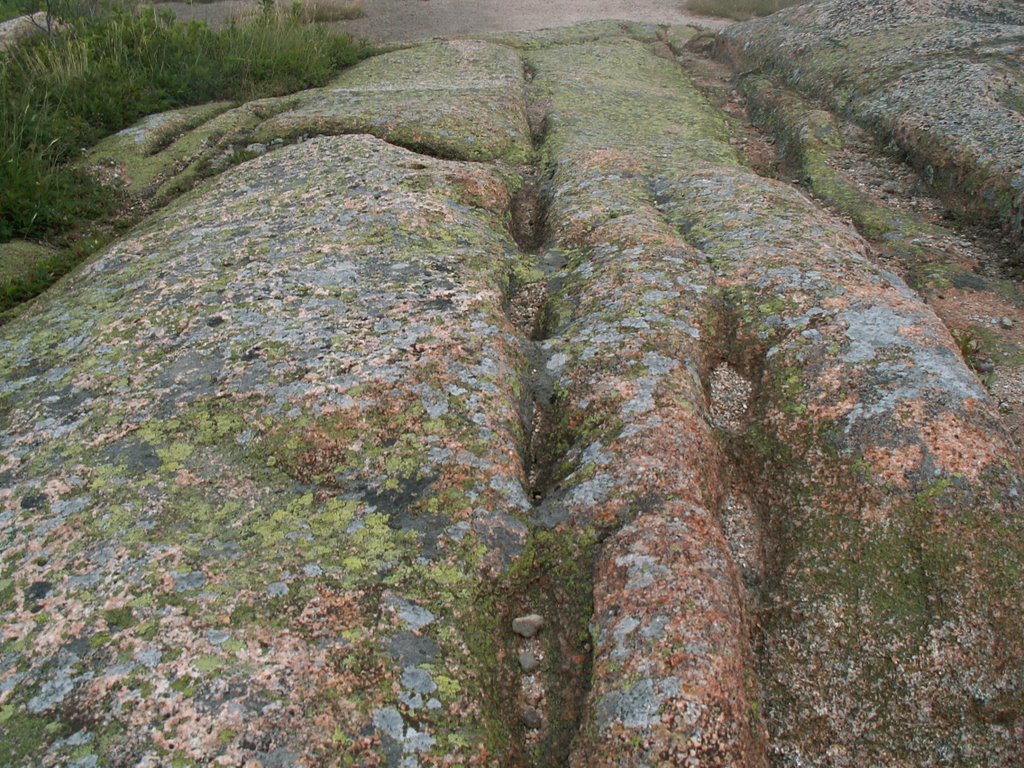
[684,0,807,21]
[0,0,31,23]
[0,3,373,308]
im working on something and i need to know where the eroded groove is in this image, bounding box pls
[500,145,593,766]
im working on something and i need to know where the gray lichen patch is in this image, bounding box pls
[256,40,534,163]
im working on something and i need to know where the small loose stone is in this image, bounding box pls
[518,649,540,673]
[512,613,544,638]
[521,708,543,730]
[1000,317,1014,329]
[266,581,289,597]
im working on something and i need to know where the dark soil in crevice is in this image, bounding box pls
[516,538,596,767]
[699,295,779,733]
[511,175,547,255]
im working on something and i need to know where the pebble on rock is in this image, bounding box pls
[521,708,543,730]
[518,649,540,673]
[512,613,544,638]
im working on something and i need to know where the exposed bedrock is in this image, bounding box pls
[0,136,540,765]
[715,0,1024,255]
[1,23,1023,768]
[528,35,1024,766]
[524,40,765,765]
[255,40,535,163]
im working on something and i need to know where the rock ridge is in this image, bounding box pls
[1,15,1023,768]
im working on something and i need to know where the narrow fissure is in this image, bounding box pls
[496,112,593,765]
[699,296,780,758]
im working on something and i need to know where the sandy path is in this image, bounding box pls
[157,0,731,42]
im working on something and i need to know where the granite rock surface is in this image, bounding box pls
[717,0,1024,252]
[2,16,1023,768]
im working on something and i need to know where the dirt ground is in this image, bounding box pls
[156,0,732,42]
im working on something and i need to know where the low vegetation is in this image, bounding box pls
[0,0,372,311]
[685,0,805,21]
[232,0,366,24]
[0,0,25,21]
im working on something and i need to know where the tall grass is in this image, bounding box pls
[231,0,366,24]
[0,5,371,242]
[0,0,28,22]
[685,0,806,21]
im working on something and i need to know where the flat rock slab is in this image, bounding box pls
[2,134,533,765]
[257,40,534,163]
[3,19,1024,768]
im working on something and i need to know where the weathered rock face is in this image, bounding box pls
[2,19,1024,768]
[2,132,538,765]
[716,0,1024,251]
[0,12,50,51]
[256,40,534,164]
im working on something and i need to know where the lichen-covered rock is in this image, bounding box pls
[2,21,1023,768]
[79,40,535,213]
[79,98,296,202]
[256,40,534,163]
[658,163,1024,766]
[0,133,538,766]
[732,45,1024,479]
[737,74,936,243]
[79,100,233,195]
[526,32,1024,767]
[717,0,1024,251]
[484,19,661,50]
[523,39,765,765]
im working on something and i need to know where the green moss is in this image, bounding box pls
[194,655,225,674]
[0,710,68,764]
[664,25,700,55]
[517,527,598,762]
[458,589,518,758]
[170,675,197,696]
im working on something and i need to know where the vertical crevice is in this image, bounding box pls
[699,296,778,751]
[498,105,593,764]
